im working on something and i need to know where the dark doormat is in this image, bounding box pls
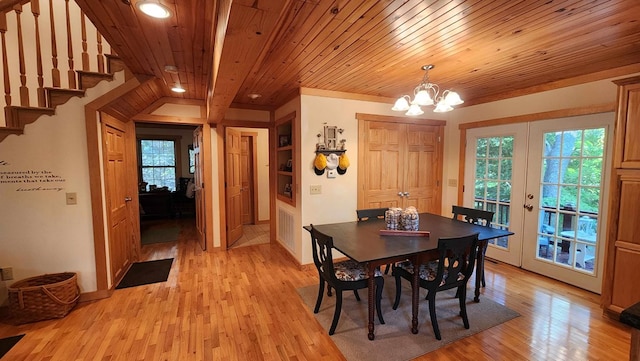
[116,258,173,289]
[0,334,24,359]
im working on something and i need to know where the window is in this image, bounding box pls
[139,139,177,191]
[188,145,195,174]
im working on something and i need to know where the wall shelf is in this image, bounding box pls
[275,112,296,206]
[315,149,346,155]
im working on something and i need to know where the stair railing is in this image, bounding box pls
[0,0,112,128]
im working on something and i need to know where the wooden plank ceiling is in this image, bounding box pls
[73,0,640,122]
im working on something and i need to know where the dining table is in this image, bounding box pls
[304,212,514,340]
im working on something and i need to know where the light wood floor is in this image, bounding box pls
[0,221,632,360]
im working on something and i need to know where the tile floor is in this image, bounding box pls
[230,223,270,248]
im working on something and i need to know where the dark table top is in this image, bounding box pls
[621,302,640,330]
[304,212,514,263]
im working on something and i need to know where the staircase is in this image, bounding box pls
[0,0,121,142]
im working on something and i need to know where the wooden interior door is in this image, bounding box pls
[240,135,255,225]
[103,122,131,284]
[359,120,405,208]
[193,127,206,250]
[226,128,243,246]
[358,115,444,212]
[403,123,443,214]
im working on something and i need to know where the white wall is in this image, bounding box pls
[0,72,124,304]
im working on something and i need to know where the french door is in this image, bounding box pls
[464,113,613,293]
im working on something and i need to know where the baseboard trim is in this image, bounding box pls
[79,289,112,303]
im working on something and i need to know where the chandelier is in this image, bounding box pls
[391,64,463,115]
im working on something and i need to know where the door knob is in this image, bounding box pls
[398,192,404,197]
[523,204,533,211]
[403,192,410,197]
[125,197,132,202]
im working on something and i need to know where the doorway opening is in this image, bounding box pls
[463,112,614,293]
[225,127,271,249]
[135,123,198,251]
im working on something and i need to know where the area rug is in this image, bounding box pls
[297,277,519,361]
[116,258,173,289]
[0,334,24,359]
[141,225,181,245]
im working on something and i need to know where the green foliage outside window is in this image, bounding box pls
[140,139,176,191]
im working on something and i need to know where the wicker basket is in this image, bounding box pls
[8,272,80,324]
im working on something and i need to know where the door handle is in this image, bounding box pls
[398,192,404,197]
[523,204,533,211]
[403,192,410,197]
[125,197,132,202]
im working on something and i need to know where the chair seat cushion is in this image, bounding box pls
[332,260,383,281]
[396,260,464,286]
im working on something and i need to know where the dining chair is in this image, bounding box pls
[391,233,479,340]
[309,225,385,335]
[451,205,494,287]
[356,208,392,274]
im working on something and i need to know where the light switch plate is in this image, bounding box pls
[327,170,337,178]
[66,192,77,205]
[310,185,322,194]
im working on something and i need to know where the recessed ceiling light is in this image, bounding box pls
[136,1,171,19]
[171,85,186,93]
[164,65,178,74]
[248,93,262,100]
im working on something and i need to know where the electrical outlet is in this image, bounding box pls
[0,267,13,281]
[310,185,322,195]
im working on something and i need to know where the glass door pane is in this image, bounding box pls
[536,129,604,273]
[474,136,513,250]
[465,123,528,268]
[522,113,613,293]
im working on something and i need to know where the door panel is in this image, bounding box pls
[360,120,443,211]
[404,124,441,213]
[240,135,254,225]
[465,124,527,267]
[522,114,613,293]
[103,123,130,283]
[465,114,613,293]
[361,121,405,208]
[193,127,205,250]
[226,128,243,246]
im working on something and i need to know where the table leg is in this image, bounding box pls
[474,242,485,303]
[411,259,419,334]
[367,264,375,340]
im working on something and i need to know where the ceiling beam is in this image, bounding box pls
[206,0,292,123]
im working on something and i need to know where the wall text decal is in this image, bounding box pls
[0,164,67,192]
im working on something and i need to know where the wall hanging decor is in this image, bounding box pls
[314,125,348,177]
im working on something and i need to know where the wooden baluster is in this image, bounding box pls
[0,12,10,109]
[96,32,104,74]
[64,0,75,89]
[31,0,45,107]
[14,4,29,107]
[49,0,59,87]
[81,13,88,71]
